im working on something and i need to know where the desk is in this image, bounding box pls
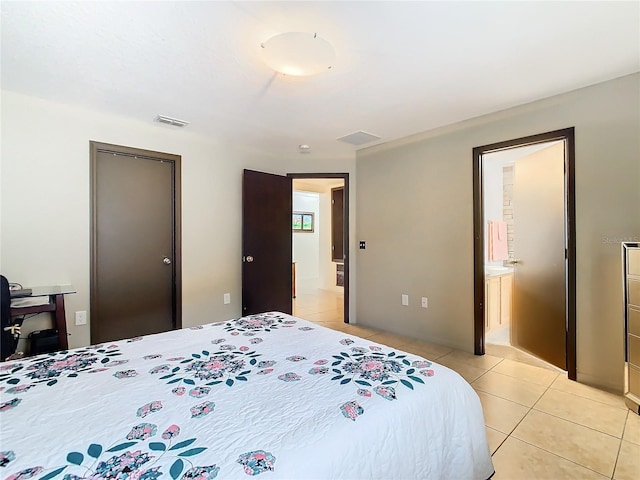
[10,285,76,351]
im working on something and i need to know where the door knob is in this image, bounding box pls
[245,256,254,263]
[507,259,521,265]
[163,257,172,265]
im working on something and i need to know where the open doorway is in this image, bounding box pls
[473,128,576,380]
[288,174,349,324]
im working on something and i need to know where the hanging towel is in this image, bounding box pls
[488,220,509,261]
[498,221,507,241]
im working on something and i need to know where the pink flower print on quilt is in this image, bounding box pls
[190,401,215,418]
[172,386,186,396]
[5,384,35,395]
[412,360,432,368]
[257,360,275,368]
[373,385,397,401]
[0,450,16,467]
[126,423,157,440]
[189,386,211,398]
[340,401,364,421]
[285,355,306,362]
[149,364,170,375]
[136,401,163,418]
[0,398,21,412]
[162,424,180,439]
[182,465,220,479]
[237,450,276,476]
[6,466,43,480]
[277,372,301,382]
[308,367,329,375]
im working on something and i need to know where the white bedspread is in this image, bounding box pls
[0,312,494,480]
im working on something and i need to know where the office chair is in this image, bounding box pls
[1,275,21,361]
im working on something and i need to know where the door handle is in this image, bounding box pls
[163,257,172,265]
[507,259,521,265]
[244,255,254,263]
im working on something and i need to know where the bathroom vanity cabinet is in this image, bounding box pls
[623,242,640,415]
[485,272,513,333]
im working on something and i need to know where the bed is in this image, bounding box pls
[0,312,494,480]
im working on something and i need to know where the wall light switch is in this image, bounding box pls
[421,297,428,308]
[223,293,231,305]
[75,310,87,326]
[401,294,409,306]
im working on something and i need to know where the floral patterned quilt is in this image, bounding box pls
[0,312,494,480]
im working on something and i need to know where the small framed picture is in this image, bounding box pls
[293,212,314,232]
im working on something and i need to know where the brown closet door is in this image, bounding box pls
[91,143,180,344]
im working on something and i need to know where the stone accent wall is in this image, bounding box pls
[503,165,514,260]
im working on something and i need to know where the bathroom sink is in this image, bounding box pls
[485,265,511,274]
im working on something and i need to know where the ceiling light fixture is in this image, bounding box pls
[298,144,311,154]
[261,32,335,76]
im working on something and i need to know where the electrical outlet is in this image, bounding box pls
[421,297,428,308]
[75,310,87,325]
[401,294,409,306]
[223,293,231,305]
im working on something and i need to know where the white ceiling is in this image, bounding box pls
[2,1,638,159]
[484,140,563,167]
[293,177,344,192]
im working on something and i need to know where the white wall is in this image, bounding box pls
[293,191,320,288]
[356,73,640,392]
[0,90,356,348]
[482,157,504,266]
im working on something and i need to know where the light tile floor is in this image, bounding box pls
[293,289,640,480]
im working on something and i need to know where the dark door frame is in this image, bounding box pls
[472,128,576,380]
[90,141,182,343]
[288,173,350,323]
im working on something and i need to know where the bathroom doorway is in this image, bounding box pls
[472,128,576,380]
[289,175,348,325]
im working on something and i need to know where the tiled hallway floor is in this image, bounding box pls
[293,289,640,480]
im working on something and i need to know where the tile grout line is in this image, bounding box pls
[529,405,627,441]
[609,410,629,480]
[490,374,556,459]
[545,383,629,411]
[505,435,615,479]
[514,388,624,477]
[490,376,616,477]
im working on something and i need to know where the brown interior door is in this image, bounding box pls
[242,169,292,316]
[511,141,566,369]
[91,143,180,343]
[331,186,345,262]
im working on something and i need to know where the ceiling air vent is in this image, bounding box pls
[337,130,381,146]
[155,115,190,127]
